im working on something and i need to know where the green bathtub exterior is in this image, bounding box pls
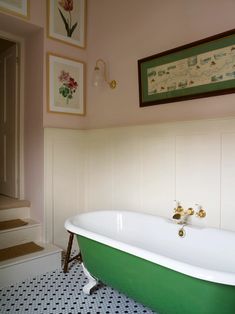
[77,235,235,314]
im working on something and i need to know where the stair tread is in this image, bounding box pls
[0,241,43,262]
[0,196,30,210]
[0,219,28,231]
[0,218,40,233]
[0,243,62,267]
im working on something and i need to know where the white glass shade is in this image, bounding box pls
[92,67,104,87]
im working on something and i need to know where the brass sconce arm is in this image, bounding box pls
[93,58,117,89]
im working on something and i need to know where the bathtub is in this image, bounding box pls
[65,210,235,314]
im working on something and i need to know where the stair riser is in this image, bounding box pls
[0,252,62,287]
[0,207,30,221]
[0,225,41,249]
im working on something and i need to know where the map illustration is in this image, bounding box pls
[147,44,235,96]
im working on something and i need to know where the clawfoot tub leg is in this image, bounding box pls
[82,263,99,295]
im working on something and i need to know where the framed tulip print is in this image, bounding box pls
[0,0,29,18]
[47,53,85,115]
[48,0,86,48]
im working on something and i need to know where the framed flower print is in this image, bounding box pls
[47,53,85,115]
[0,0,29,19]
[47,0,86,48]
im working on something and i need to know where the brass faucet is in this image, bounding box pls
[173,202,207,238]
[172,201,194,224]
[172,201,207,225]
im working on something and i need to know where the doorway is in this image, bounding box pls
[0,37,20,199]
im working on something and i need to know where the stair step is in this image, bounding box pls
[0,207,30,221]
[0,196,30,210]
[0,219,41,249]
[0,241,43,262]
[0,243,62,287]
[0,219,28,231]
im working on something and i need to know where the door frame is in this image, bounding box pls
[0,30,25,199]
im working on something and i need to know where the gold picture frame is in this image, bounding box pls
[47,52,86,115]
[47,0,86,49]
[0,0,29,19]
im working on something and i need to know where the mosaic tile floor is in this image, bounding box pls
[0,260,156,314]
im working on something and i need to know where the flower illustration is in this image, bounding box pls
[59,0,73,11]
[59,70,78,104]
[58,0,78,38]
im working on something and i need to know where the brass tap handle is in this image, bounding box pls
[173,213,182,220]
[186,208,194,216]
[196,209,206,218]
[174,205,184,213]
[174,200,184,213]
[195,204,206,218]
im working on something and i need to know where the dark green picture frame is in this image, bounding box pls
[138,29,235,107]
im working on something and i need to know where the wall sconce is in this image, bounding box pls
[92,59,117,89]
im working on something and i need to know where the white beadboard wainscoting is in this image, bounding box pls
[44,129,86,248]
[44,118,235,248]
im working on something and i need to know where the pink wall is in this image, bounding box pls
[1,0,88,130]
[0,0,88,223]
[24,30,44,221]
[86,0,235,128]
[3,0,235,131]
[5,0,235,132]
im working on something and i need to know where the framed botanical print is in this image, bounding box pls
[47,53,85,115]
[47,0,86,48]
[0,0,29,19]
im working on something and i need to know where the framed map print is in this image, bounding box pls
[47,0,86,48]
[138,29,235,106]
[0,0,29,18]
[47,53,85,115]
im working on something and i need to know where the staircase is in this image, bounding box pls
[0,196,62,288]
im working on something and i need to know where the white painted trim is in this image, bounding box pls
[0,243,62,287]
[0,31,25,199]
[43,129,54,243]
[44,128,86,245]
[15,45,19,197]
